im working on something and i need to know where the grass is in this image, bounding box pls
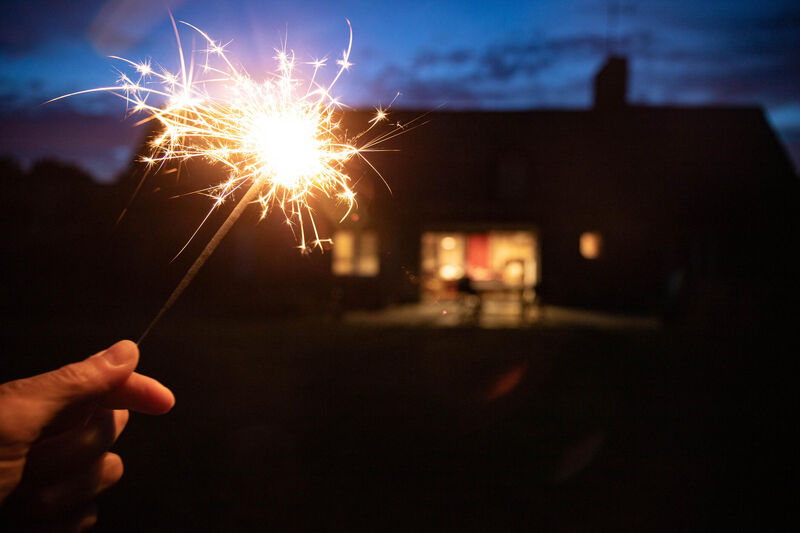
[1,312,793,531]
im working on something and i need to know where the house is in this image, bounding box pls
[328,57,799,315]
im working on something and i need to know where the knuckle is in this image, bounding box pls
[0,380,24,397]
[0,391,18,433]
[55,362,92,387]
[0,392,37,447]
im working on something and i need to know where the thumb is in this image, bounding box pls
[2,341,139,432]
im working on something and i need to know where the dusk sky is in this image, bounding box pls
[1,0,798,181]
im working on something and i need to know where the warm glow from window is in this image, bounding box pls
[580,232,602,259]
[439,264,460,280]
[503,260,524,286]
[332,231,355,275]
[357,231,380,276]
[441,236,456,250]
[420,230,539,299]
[489,232,536,286]
[332,230,379,276]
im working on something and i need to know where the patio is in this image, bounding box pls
[344,300,662,330]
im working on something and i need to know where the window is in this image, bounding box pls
[579,231,602,259]
[420,230,538,298]
[332,230,380,276]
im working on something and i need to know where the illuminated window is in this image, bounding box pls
[502,259,525,286]
[579,231,602,259]
[489,231,537,286]
[332,230,380,276]
[357,231,380,276]
[420,230,538,298]
[332,231,355,275]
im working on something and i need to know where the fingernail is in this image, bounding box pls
[102,341,136,366]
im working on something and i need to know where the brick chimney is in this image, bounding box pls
[593,56,628,109]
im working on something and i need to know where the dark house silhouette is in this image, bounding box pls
[327,56,799,316]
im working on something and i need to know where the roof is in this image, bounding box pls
[343,106,798,228]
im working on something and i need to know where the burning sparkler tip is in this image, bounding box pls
[59,20,403,259]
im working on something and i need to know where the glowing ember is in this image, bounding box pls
[52,17,392,251]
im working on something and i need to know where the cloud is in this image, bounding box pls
[88,0,188,54]
[367,9,799,168]
[369,0,799,112]
[645,60,800,108]
[754,9,800,32]
[372,31,652,109]
[0,1,103,55]
[631,6,800,109]
[0,0,187,56]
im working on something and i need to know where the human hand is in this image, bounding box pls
[0,340,174,531]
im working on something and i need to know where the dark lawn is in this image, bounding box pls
[1,312,794,531]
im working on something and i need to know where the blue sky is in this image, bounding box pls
[1,0,798,180]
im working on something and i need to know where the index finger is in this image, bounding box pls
[100,372,175,415]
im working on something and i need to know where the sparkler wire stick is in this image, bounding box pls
[137,183,259,344]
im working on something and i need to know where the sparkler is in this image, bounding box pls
[51,18,406,341]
